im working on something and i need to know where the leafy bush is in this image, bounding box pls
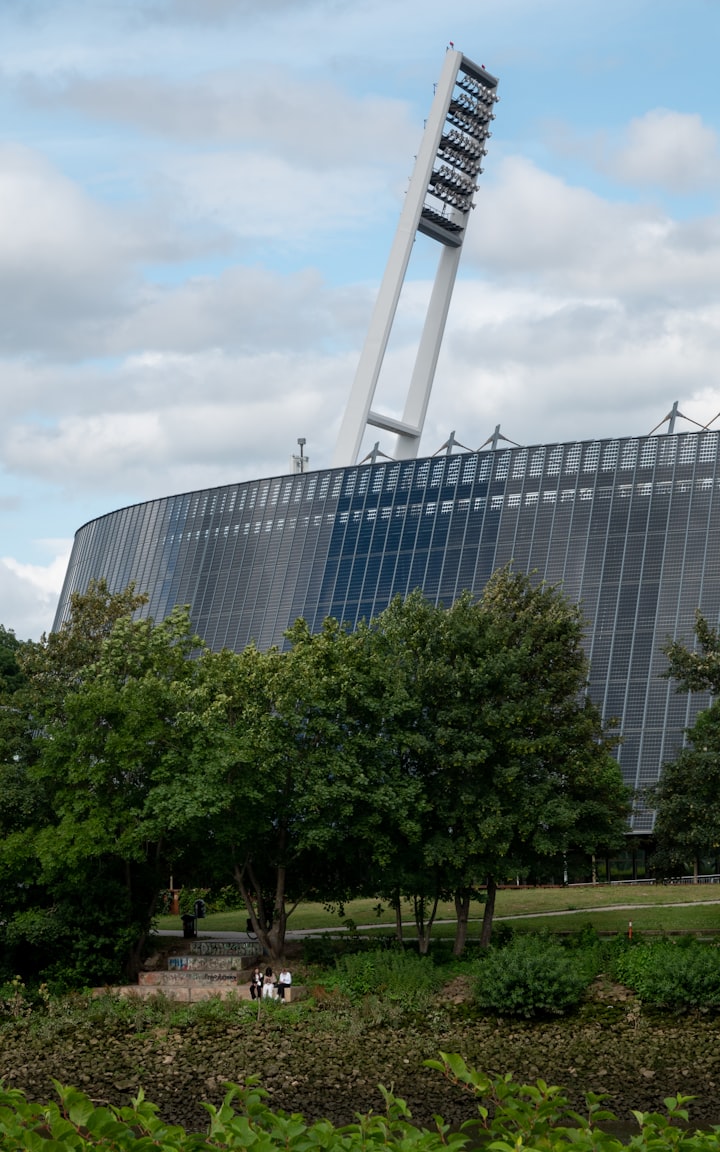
[613,938,720,1010]
[565,922,601,950]
[473,933,596,1018]
[166,885,244,916]
[5,898,146,993]
[0,1056,715,1152]
[176,887,211,915]
[490,920,515,948]
[214,885,247,912]
[320,948,444,1012]
[302,935,339,966]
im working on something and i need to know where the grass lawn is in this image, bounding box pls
[155,883,720,937]
[505,903,720,935]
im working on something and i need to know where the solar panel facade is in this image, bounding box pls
[55,429,720,831]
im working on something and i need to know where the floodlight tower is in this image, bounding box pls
[332,49,499,467]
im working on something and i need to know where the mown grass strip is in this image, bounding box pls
[156,885,720,935]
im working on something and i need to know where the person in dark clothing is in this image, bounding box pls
[249,967,263,1000]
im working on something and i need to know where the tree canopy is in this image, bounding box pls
[652,613,720,877]
[0,571,629,984]
[363,572,629,950]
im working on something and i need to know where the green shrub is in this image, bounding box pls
[614,938,720,1010]
[473,933,596,1018]
[321,948,444,1012]
[210,886,245,912]
[565,922,600,950]
[0,1056,714,1152]
[176,887,211,915]
[490,920,515,948]
[302,935,339,966]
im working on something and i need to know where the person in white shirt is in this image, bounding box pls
[278,966,292,1001]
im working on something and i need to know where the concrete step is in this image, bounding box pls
[100,983,250,1002]
[122,936,304,1004]
[139,970,238,986]
[98,983,306,1004]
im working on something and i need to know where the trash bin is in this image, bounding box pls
[181,913,196,939]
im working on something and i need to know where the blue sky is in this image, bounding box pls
[2,0,720,638]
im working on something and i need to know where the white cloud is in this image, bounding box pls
[0,144,122,270]
[0,542,70,640]
[608,109,720,193]
[159,151,397,244]
[5,143,720,510]
[467,155,720,300]
[0,349,352,496]
[467,156,652,281]
[109,266,367,356]
[20,71,417,167]
[0,144,137,356]
[420,271,720,451]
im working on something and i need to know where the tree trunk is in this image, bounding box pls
[414,892,440,955]
[125,861,161,982]
[234,859,287,965]
[480,875,496,948]
[392,891,404,943]
[128,914,155,981]
[267,863,288,961]
[452,889,472,956]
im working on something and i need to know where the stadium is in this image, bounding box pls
[54,425,720,846]
[53,51,717,869]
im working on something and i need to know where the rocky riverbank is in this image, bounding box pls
[1,982,719,1133]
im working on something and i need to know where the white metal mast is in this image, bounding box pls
[332,49,499,467]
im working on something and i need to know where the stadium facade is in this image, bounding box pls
[55,427,720,832]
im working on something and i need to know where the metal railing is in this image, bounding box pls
[662,873,720,885]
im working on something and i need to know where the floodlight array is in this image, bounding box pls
[421,62,498,238]
[457,72,500,105]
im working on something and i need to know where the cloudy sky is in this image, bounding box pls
[2,0,720,638]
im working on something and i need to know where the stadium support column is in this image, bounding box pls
[393,242,461,459]
[332,49,499,467]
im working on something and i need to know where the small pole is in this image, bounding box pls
[628,920,633,940]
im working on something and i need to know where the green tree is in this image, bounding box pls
[174,617,424,963]
[368,572,629,953]
[472,571,627,946]
[0,622,32,774]
[651,613,720,879]
[651,704,720,880]
[0,623,26,695]
[664,611,720,696]
[19,578,148,730]
[0,586,207,987]
[29,606,205,981]
[0,624,39,982]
